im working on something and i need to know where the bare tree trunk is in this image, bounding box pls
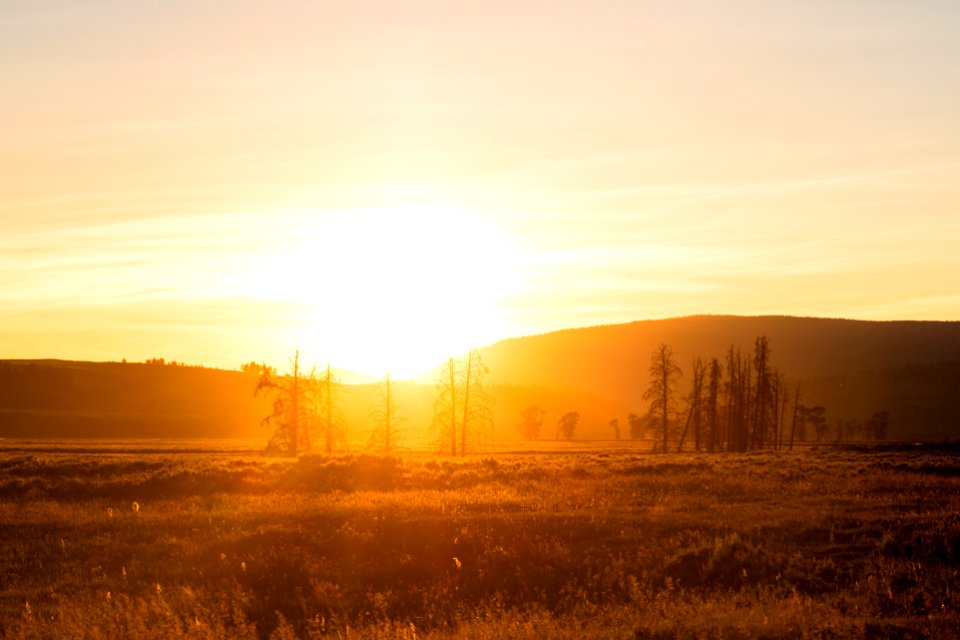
[448,358,457,456]
[661,352,670,453]
[693,359,703,452]
[324,363,333,454]
[752,337,769,450]
[770,378,777,451]
[291,351,300,457]
[789,386,800,451]
[742,363,752,452]
[460,350,474,457]
[677,404,692,452]
[707,358,721,454]
[384,373,392,453]
[724,346,738,453]
[644,344,681,454]
[778,379,789,451]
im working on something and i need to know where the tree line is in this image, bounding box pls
[252,349,495,457]
[252,337,890,457]
[639,337,890,453]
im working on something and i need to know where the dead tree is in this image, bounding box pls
[644,343,682,453]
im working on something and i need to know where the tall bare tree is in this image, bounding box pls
[705,358,722,453]
[317,362,344,454]
[772,370,789,451]
[789,386,801,451]
[369,373,401,453]
[751,336,773,449]
[724,346,747,452]
[644,343,682,453]
[433,349,493,456]
[678,357,705,453]
[436,356,458,455]
[256,351,320,456]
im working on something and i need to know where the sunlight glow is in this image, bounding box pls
[243,204,520,378]
[3,1,959,370]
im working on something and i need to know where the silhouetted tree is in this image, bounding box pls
[556,411,580,440]
[772,370,788,451]
[435,357,459,455]
[788,386,801,450]
[609,418,621,440]
[241,361,274,377]
[751,336,772,449]
[724,346,749,452]
[627,413,644,440]
[317,363,345,454]
[867,410,890,441]
[256,351,320,456]
[369,373,401,453]
[705,358,722,453]
[519,405,546,440]
[678,357,705,452]
[433,349,493,456]
[798,405,828,442]
[835,418,860,443]
[644,343,682,453]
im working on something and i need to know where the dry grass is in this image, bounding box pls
[1,443,958,638]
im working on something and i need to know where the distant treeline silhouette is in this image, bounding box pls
[638,337,892,453]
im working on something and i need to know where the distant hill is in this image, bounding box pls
[3,316,959,443]
[0,360,625,444]
[0,360,271,440]
[478,316,960,440]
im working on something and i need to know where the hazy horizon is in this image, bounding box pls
[4,312,959,382]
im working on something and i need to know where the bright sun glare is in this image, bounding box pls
[246,204,519,379]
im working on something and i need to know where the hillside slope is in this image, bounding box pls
[0,360,270,439]
[3,316,959,442]
[0,361,627,443]
[478,316,960,439]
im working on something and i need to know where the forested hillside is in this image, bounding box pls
[0,360,270,439]
[3,316,959,442]
[479,316,960,440]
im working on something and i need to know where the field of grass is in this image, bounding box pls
[1,441,959,639]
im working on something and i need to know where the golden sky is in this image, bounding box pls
[3,1,960,377]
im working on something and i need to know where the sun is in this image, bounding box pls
[249,203,520,379]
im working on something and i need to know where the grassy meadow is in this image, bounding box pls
[1,442,959,639]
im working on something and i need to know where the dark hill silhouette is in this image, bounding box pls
[0,360,272,439]
[478,316,960,440]
[0,359,627,443]
[2,316,959,442]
